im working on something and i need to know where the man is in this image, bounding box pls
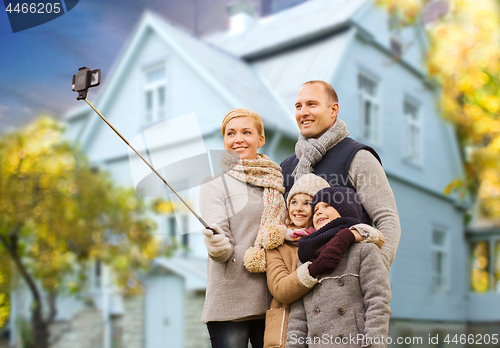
[281,80,400,269]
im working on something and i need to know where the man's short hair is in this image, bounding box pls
[302,80,339,105]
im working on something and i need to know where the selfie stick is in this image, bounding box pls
[83,98,215,233]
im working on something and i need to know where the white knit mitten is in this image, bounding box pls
[202,224,231,257]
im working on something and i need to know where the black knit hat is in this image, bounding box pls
[311,187,362,221]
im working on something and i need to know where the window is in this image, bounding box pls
[469,238,500,293]
[470,240,490,293]
[431,228,448,292]
[181,215,189,247]
[168,215,177,239]
[358,72,379,143]
[403,99,421,164]
[88,259,102,290]
[143,63,167,123]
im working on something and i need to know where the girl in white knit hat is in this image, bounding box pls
[260,174,384,348]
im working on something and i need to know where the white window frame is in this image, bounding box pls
[403,98,422,164]
[358,71,380,144]
[142,63,167,123]
[167,214,177,239]
[431,227,449,292]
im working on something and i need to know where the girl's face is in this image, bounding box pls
[313,202,341,229]
[223,117,265,160]
[288,193,313,228]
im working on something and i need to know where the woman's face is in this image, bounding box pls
[288,193,313,228]
[223,117,265,160]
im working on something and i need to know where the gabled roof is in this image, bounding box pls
[467,216,500,234]
[152,256,207,290]
[66,11,297,150]
[204,0,368,59]
[254,28,354,114]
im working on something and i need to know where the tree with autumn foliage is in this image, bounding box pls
[0,256,10,331]
[0,117,166,348]
[379,0,500,219]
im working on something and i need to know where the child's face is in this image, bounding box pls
[288,193,313,228]
[313,202,341,229]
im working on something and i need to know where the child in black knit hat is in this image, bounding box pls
[261,175,385,348]
[298,186,365,267]
[287,186,392,348]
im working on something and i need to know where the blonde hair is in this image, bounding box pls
[221,108,264,137]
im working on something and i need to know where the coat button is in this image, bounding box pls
[313,308,320,315]
[232,259,236,262]
[338,279,344,286]
[337,307,346,315]
[337,334,344,339]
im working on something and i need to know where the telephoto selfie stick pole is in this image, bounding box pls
[83,99,216,233]
[72,66,214,233]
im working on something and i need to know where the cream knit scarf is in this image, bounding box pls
[220,151,286,273]
[292,119,349,180]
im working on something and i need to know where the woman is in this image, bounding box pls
[199,108,287,348]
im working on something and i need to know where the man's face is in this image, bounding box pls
[295,83,339,139]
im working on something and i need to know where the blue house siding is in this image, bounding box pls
[389,176,466,321]
[466,228,500,322]
[467,292,500,322]
[333,36,462,198]
[352,2,427,77]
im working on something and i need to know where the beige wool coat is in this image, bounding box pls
[199,174,272,323]
[265,241,318,347]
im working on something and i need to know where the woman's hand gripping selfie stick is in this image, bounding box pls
[72,67,217,234]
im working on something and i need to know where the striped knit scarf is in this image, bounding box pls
[292,119,349,180]
[220,151,286,273]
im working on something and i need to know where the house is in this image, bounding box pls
[11,0,488,347]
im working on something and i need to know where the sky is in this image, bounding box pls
[0,0,135,130]
[0,0,246,131]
